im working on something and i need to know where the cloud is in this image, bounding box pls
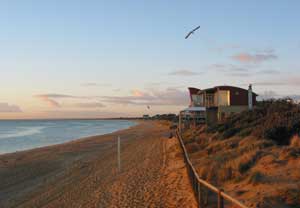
[210,63,281,77]
[232,52,277,63]
[227,69,280,77]
[257,91,300,102]
[35,95,61,107]
[74,102,106,108]
[249,76,300,86]
[131,90,148,97]
[81,82,111,87]
[168,69,200,76]
[287,76,300,86]
[252,81,286,86]
[257,90,278,100]
[258,69,280,74]
[210,64,249,72]
[0,103,22,112]
[210,64,250,77]
[35,93,107,109]
[209,64,227,69]
[102,88,189,106]
[36,94,79,99]
[227,72,251,77]
[42,110,129,119]
[35,94,85,108]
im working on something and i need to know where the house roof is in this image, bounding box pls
[192,85,258,96]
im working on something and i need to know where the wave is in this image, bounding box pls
[0,126,46,139]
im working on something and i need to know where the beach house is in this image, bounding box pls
[179,85,257,128]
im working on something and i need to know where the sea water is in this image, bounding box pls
[0,120,136,154]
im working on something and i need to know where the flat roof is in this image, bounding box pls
[192,85,258,96]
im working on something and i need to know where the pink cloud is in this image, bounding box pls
[36,95,61,107]
[0,103,22,112]
[131,90,145,97]
[74,102,106,108]
[232,52,277,63]
[168,69,200,76]
[34,93,86,108]
[102,88,189,106]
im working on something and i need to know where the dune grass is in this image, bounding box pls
[181,99,300,207]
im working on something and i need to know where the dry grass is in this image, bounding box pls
[247,171,264,185]
[185,142,199,154]
[206,99,300,145]
[181,100,300,207]
[275,187,300,206]
[290,135,300,147]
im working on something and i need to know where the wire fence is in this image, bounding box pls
[176,130,249,208]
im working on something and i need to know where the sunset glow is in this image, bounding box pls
[1,1,300,119]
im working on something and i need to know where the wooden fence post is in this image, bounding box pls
[204,188,208,205]
[176,130,248,208]
[198,183,204,208]
[218,189,224,208]
[192,172,195,191]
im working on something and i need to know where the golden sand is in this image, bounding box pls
[0,121,196,208]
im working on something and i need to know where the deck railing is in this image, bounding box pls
[176,131,248,208]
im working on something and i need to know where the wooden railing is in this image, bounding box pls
[176,131,248,208]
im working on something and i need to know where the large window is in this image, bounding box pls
[218,90,230,106]
[191,94,204,106]
[205,94,214,107]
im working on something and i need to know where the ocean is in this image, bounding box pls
[0,119,136,154]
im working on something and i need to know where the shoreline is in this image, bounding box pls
[0,120,196,208]
[0,118,142,121]
[0,119,139,156]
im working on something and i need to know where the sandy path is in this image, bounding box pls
[0,121,196,208]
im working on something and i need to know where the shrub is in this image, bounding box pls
[290,135,300,147]
[248,171,264,185]
[219,166,233,182]
[238,161,252,174]
[185,142,199,154]
[221,128,240,140]
[264,126,291,145]
[206,123,221,133]
[237,128,253,138]
[205,99,300,145]
[237,150,262,174]
[280,147,300,159]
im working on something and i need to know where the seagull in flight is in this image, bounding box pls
[185,26,200,39]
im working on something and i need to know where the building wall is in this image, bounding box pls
[217,86,257,106]
[199,86,257,108]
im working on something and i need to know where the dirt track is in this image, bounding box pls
[0,121,196,208]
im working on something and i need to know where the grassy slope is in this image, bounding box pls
[182,100,300,208]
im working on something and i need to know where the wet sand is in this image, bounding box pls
[0,121,196,208]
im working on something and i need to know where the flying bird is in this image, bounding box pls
[147,105,150,110]
[185,26,200,39]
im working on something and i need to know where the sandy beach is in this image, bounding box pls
[0,121,196,208]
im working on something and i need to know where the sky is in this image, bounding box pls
[0,0,300,119]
